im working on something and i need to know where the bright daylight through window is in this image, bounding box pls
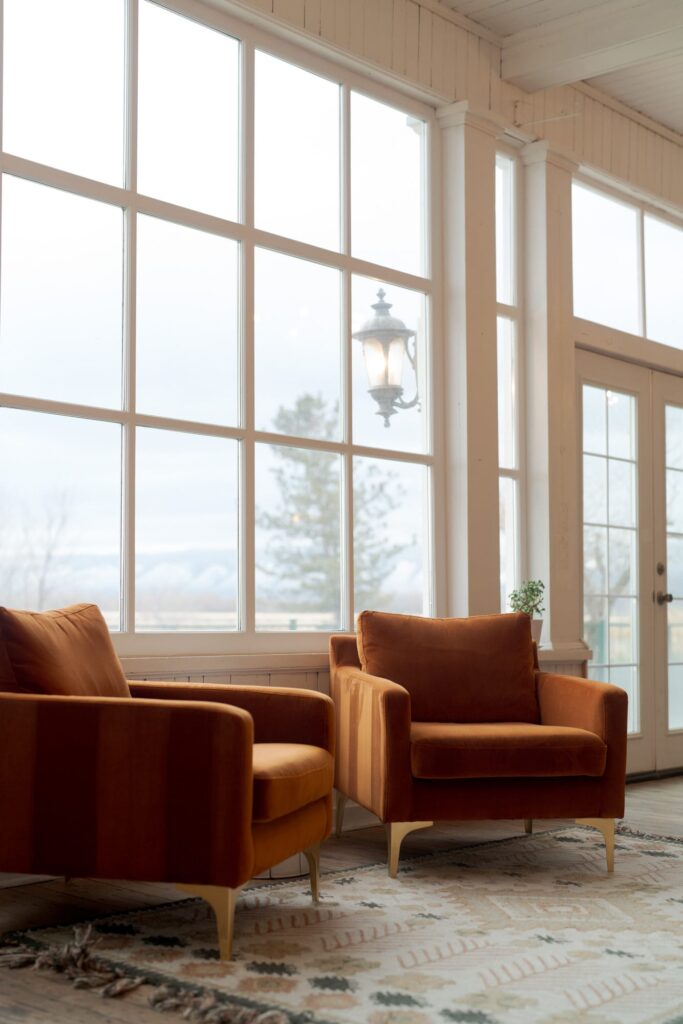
[0,0,434,642]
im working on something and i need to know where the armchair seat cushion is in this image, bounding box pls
[410,722,607,780]
[252,743,334,822]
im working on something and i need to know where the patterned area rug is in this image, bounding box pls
[3,827,683,1024]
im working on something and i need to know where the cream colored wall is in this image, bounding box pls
[231,0,683,210]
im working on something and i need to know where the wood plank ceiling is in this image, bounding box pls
[441,0,683,136]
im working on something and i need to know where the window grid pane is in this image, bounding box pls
[0,6,435,638]
[582,384,640,734]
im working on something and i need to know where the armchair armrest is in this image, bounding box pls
[536,671,628,814]
[331,665,412,821]
[128,681,334,753]
[0,692,254,888]
[536,671,627,742]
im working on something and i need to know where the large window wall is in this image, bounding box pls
[0,0,436,652]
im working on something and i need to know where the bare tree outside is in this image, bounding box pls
[0,488,71,609]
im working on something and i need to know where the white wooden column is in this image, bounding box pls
[522,141,588,660]
[437,102,501,616]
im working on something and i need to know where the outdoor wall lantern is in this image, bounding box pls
[352,289,418,427]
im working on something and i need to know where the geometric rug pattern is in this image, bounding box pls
[4,827,683,1024]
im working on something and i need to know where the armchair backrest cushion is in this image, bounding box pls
[0,603,130,698]
[357,610,539,723]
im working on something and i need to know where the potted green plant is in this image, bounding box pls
[509,579,545,645]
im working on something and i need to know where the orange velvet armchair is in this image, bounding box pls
[0,604,334,958]
[330,611,627,877]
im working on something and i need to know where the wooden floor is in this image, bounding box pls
[1,775,681,1024]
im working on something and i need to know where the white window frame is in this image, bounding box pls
[496,144,526,612]
[0,0,442,657]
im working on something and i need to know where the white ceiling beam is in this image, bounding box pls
[502,0,683,91]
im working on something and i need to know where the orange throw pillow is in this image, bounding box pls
[0,603,130,698]
[357,610,538,723]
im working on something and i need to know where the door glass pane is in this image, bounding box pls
[495,154,515,305]
[0,176,123,409]
[255,443,341,632]
[136,215,239,426]
[138,1,239,220]
[3,0,125,185]
[582,384,639,733]
[0,409,121,628]
[352,276,427,454]
[255,249,341,439]
[499,476,518,612]
[573,183,640,335]
[255,52,340,251]
[645,215,683,350]
[351,92,424,276]
[136,429,238,631]
[353,457,429,617]
[666,404,683,728]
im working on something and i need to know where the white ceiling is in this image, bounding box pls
[442,0,683,136]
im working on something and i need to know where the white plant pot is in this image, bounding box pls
[531,618,543,645]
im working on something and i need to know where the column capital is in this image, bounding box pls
[437,100,507,138]
[521,139,579,174]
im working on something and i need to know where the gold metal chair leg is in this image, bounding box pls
[576,818,615,872]
[387,821,433,878]
[335,791,347,838]
[177,883,239,960]
[524,819,533,834]
[303,844,321,902]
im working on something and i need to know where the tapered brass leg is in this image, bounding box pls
[335,791,347,837]
[524,819,533,834]
[387,821,433,878]
[176,883,239,959]
[576,818,616,872]
[303,844,321,902]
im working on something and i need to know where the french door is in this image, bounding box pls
[579,350,683,773]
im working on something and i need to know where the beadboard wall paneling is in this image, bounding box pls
[230,0,683,209]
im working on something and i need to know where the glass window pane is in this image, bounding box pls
[609,596,637,664]
[583,455,607,524]
[138,1,238,220]
[136,216,238,426]
[668,605,683,663]
[644,215,683,349]
[495,154,515,305]
[3,0,124,185]
[255,443,341,632]
[666,405,683,469]
[607,390,635,460]
[608,460,636,528]
[584,596,608,665]
[668,537,683,599]
[609,528,636,596]
[668,663,683,731]
[609,665,638,734]
[583,385,607,456]
[499,476,518,612]
[255,52,340,251]
[255,250,341,439]
[572,182,640,334]
[136,429,238,631]
[351,93,424,275]
[497,317,516,469]
[352,277,427,454]
[0,176,123,408]
[353,457,429,617]
[584,525,608,596]
[666,469,683,534]
[0,410,121,627]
